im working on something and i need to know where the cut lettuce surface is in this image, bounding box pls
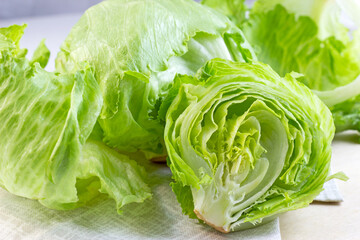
[56,0,256,156]
[163,59,334,232]
[0,25,151,211]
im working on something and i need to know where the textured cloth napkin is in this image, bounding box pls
[315,178,343,202]
[0,163,281,240]
[0,157,344,240]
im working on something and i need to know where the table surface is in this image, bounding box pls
[280,131,360,240]
[1,13,360,240]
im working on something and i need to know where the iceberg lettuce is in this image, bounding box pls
[162,59,335,232]
[204,0,360,133]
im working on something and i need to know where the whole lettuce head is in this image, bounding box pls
[243,0,360,92]
[0,25,151,211]
[56,0,256,156]
[162,59,335,232]
[204,0,360,133]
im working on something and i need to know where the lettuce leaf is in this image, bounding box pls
[201,0,247,26]
[30,39,50,68]
[56,0,256,156]
[242,4,360,92]
[251,0,351,41]
[0,25,151,211]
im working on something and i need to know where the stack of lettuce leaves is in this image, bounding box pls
[0,24,151,212]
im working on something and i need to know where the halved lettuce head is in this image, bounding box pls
[204,0,360,133]
[0,25,151,211]
[163,59,334,232]
[56,0,256,156]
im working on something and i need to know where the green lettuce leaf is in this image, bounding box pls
[170,181,197,219]
[0,25,151,211]
[251,0,350,41]
[56,0,256,156]
[201,0,247,26]
[236,1,360,132]
[330,93,360,132]
[30,39,50,68]
[242,4,360,92]
[163,59,334,232]
[0,24,28,56]
[205,0,360,133]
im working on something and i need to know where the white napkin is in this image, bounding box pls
[0,164,280,240]
[0,158,344,240]
[315,178,343,202]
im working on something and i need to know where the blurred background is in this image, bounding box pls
[0,0,352,71]
[0,0,258,19]
[0,0,223,70]
[0,0,102,19]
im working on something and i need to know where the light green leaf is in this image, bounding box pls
[170,181,197,219]
[30,39,50,68]
[0,24,26,47]
[56,0,256,155]
[252,0,349,41]
[242,5,360,92]
[0,24,27,56]
[0,25,151,211]
[201,0,247,25]
[326,172,349,182]
[330,94,360,132]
